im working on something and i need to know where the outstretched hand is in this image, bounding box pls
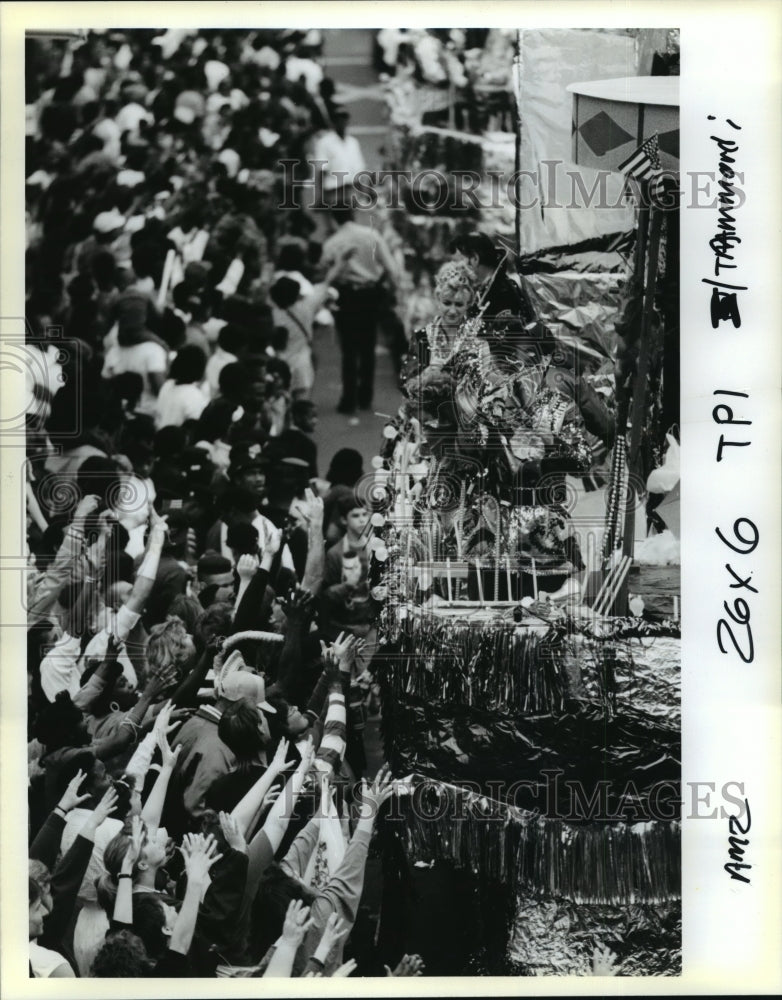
[321,632,364,679]
[315,773,335,820]
[385,953,425,977]
[125,814,146,870]
[318,912,349,954]
[357,764,396,821]
[591,945,618,976]
[268,737,294,776]
[263,525,282,559]
[58,769,91,813]
[236,553,260,581]
[296,736,316,774]
[261,785,282,810]
[145,666,178,699]
[330,630,362,666]
[152,700,178,738]
[320,643,341,683]
[181,832,222,886]
[291,487,324,530]
[280,899,314,947]
[156,723,182,770]
[332,957,357,977]
[218,811,247,854]
[279,586,316,624]
[90,785,119,827]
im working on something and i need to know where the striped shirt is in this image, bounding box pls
[304,682,347,779]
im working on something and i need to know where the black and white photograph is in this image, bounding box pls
[1,2,780,995]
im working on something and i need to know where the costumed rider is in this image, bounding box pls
[450,230,559,366]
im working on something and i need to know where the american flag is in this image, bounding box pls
[618,133,665,199]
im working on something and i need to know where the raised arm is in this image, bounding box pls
[72,633,123,711]
[168,640,218,709]
[309,766,396,931]
[299,490,325,594]
[83,509,115,586]
[113,814,145,927]
[28,494,99,623]
[230,530,276,634]
[124,510,168,617]
[302,912,349,977]
[42,786,118,948]
[169,833,223,956]
[188,824,249,966]
[29,769,91,866]
[233,553,260,616]
[271,588,317,703]
[260,738,316,854]
[305,634,356,720]
[140,705,182,833]
[230,737,292,839]
[311,647,349,780]
[263,900,314,978]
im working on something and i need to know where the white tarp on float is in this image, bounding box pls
[517,29,639,252]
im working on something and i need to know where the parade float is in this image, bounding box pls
[372,31,681,975]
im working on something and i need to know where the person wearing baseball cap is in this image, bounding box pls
[229,447,270,499]
[164,648,275,833]
[225,456,299,585]
[220,664,277,715]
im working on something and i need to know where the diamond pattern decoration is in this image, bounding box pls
[578,110,634,157]
[658,128,679,160]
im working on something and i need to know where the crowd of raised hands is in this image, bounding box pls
[28,597,429,980]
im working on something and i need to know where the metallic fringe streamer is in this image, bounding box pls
[389,615,569,715]
[400,778,680,906]
[379,610,681,720]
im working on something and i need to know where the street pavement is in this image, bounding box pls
[311,30,401,484]
[311,31,395,789]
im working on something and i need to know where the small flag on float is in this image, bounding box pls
[618,133,665,200]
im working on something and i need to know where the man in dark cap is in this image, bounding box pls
[206,451,298,579]
[228,446,269,509]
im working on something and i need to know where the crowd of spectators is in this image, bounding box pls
[24,27,421,980]
[22,27,623,981]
